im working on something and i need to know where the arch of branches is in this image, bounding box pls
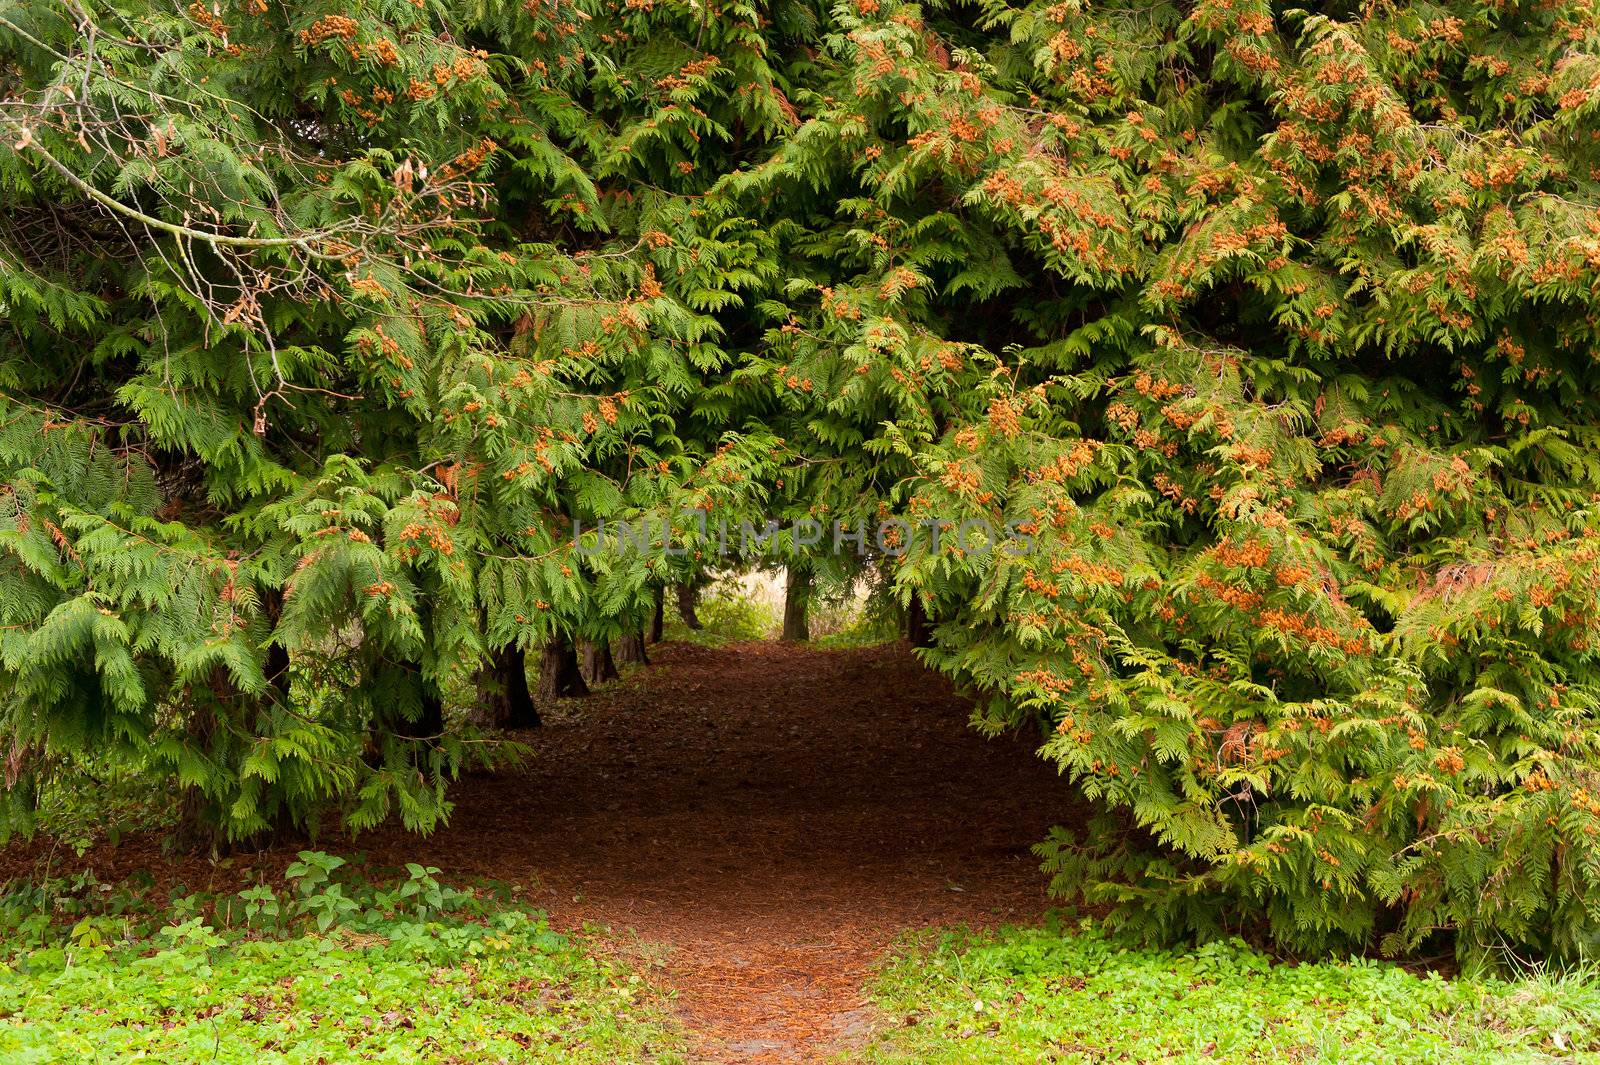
[6,0,1600,964]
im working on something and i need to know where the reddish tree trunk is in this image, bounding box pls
[649,585,665,642]
[580,639,618,686]
[616,631,650,666]
[485,646,540,729]
[538,636,589,701]
[676,582,702,630]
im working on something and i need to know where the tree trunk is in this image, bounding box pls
[906,596,935,649]
[781,565,811,642]
[581,639,619,686]
[262,588,293,707]
[539,636,589,701]
[265,642,291,700]
[675,582,702,630]
[415,686,445,738]
[616,630,650,666]
[648,585,665,642]
[486,645,541,729]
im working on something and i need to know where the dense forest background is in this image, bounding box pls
[5,0,1600,965]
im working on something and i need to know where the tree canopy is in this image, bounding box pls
[6,0,1600,964]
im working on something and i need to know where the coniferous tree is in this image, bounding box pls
[7,0,1600,964]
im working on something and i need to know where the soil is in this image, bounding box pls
[2,641,1085,1063]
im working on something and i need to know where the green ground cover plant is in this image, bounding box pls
[0,856,686,1064]
[864,922,1600,1064]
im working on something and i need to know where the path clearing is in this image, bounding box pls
[6,642,1083,1062]
[366,641,1082,1062]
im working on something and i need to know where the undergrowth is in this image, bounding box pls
[0,854,686,1063]
[863,920,1600,1064]
[666,572,904,649]
[666,588,780,645]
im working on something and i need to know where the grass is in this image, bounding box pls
[861,920,1600,1064]
[0,857,687,1064]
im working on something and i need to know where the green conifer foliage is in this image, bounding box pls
[6,0,1600,962]
[0,0,784,842]
[753,0,1600,963]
